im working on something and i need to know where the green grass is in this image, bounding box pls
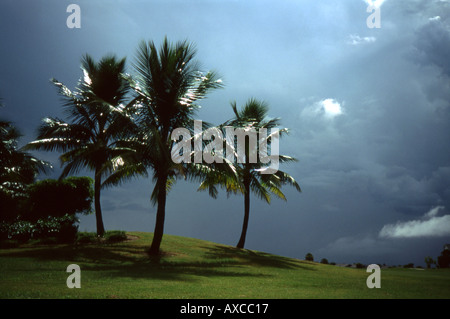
[0,231,449,299]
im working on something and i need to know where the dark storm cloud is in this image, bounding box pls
[274,0,450,265]
[2,0,450,266]
[414,18,450,77]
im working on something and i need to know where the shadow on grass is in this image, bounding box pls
[202,245,316,270]
[0,241,315,282]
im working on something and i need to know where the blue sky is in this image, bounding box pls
[1,0,450,267]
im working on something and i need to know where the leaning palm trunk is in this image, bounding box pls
[236,180,251,249]
[149,173,168,256]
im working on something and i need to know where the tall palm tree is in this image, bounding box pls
[199,99,301,249]
[122,37,224,256]
[24,54,134,236]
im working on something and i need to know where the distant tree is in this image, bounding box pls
[305,253,314,261]
[437,249,450,268]
[424,256,435,269]
[320,258,329,264]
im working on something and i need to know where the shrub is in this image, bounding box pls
[320,258,329,264]
[0,221,10,241]
[424,256,435,269]
[8,220,34,243]
[57,216,79,243]
[437,249,450,268]
[355,263,365,269]
[25,177,93,221]
[0,190,25,223]
[305,253,314,262]
[0,214,79,244]
[104,230,127,243]
[35,214,79,243]
[76,232,98,244]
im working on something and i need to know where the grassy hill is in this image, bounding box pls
[0,231,449,299]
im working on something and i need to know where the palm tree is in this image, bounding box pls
[24,54,134,236]
[198,98,301,249]
[1,97,51,221]
[0,119,51,198]
[123,37,224,256]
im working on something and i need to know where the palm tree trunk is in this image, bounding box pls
[149,174,168,256]
[237,181,250,249]
[94,169,105,237]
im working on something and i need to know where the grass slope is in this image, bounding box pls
[0,232,449,299]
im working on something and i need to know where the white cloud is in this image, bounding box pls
[348,34,377,45]
[321,99,343,118]
[425,205,443,218]
[429,16,441,21]
[379,206,450,238]
[301,98,344,120]
[364,0,387,8]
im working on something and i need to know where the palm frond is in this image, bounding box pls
[249,177,271,204]
[101,161,148,189]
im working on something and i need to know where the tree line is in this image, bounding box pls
[1,37,301,256]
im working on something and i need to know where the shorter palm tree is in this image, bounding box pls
[199,99,301,249]
[24,54,135,236]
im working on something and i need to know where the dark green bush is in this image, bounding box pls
[76,232,98,244]
[320,258,329,264]
[0,214,79,244]
[0,176,92,244]
[305,253,314,262]
[104,230,127,243]
[0,221,10,241]
[25,177,93,221]
[57,216,79,243]
[437,249,450,268]
[8,220,34,243]
[0,190,24,223]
